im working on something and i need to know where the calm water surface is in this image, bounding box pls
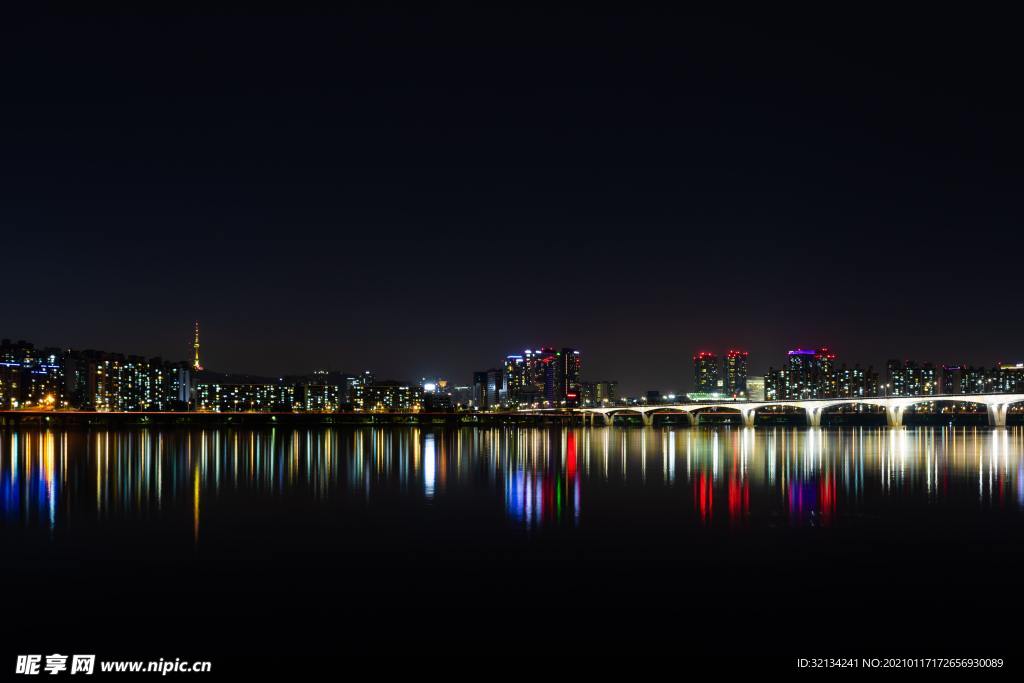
[2,425,1023,658]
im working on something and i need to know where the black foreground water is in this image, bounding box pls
[1,425,1021,663]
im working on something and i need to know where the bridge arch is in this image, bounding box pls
[898,397,1007,426]
[601,408,650,426]
[1006,399,1024,426]
[818,401,888,426]
[687,404,746,426]
[644,407,697,426]
[748,402,814,426]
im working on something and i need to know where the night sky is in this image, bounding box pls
[3,7,1021,394]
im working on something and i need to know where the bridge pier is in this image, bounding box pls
[885,405,903,427]
[686,412,697,427]
[805,407,822,427]
[741,408,757,428]
[640,412,653,427]
[987,403,1008,428]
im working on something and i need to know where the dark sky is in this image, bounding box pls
[2,6,1021,394]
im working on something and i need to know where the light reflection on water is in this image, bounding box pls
[1,426,1022,536]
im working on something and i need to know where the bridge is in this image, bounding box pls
[576,393,1024,427]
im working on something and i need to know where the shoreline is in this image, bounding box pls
[0,410,1010,429]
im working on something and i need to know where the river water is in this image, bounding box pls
[2,425,1021,661]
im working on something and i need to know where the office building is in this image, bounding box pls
[503,355,528,404]
[561,348,582,406]
[501,346,582,407]
[472,371,490,409]
[582,380,618,407]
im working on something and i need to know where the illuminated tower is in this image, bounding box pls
[693,351,719,393]
[192,321,203,372]
[724,350,749,397]
[561,348,581,406]
[503,355,527,405]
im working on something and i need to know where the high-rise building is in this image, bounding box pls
[817,347,838,397]
[500,352,526,406]
[962,366,992,394]
[516,348,552,404]
[693,352,719,393]
[503,355,528,405]
[886,360,937,396]
[940,365,964,394]
[295,384,343,412]
[768,347,839,400]
[835,364,878,398]
[885,360,904,395]
[783,348,818,399]
[723,350,749,397]
[939,364,1014,395]
[470,367,509,408]
[472,371,489,409]
[996,363,1024,393]
[361,382,424,412]
[347,371,376,409]
[581,380,618,407]
[486,368,503,407]
[534,347,560,404]
[196,382,287,412]
[0,339,66,409]
[505,346,581,407]
[279,371,359,410]
[561,348,581,406]
[764,369,780,401]
[918,362,937,395]
[57,347,191,411]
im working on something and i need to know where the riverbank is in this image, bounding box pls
[0,409,1015,428]
[0,410,578,428]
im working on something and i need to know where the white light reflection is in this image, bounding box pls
[424,434,436,499]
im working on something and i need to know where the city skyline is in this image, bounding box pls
[9,264,1024,397]
[3,326,1021,406]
